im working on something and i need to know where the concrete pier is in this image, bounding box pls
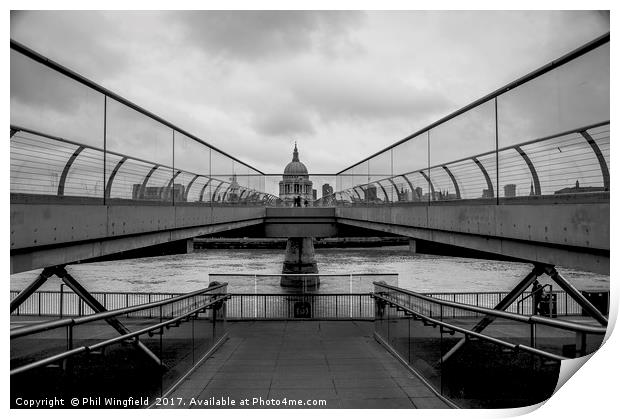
[281,237,319,288]
[409,239,417,254]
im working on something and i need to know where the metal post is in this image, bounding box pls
[494,96,499,205]
[359,294,362,318]
[350,274,353,318]
[59,283,64,318]
[577,331,587,357]
[63,323,74,372]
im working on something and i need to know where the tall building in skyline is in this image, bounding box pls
[322,183,333,198]
[504,184,517,198]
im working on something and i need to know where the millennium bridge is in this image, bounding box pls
[10,33,609,409]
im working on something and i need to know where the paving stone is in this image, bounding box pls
[399,385,438,398]
[410,396,452,409]
[271,377,334,389]
[336,386,408,399]
[163,321,450,409]
[332,377,397,388]
[339,397,415,409]
[268,387,339,399]
[205,377,272,388]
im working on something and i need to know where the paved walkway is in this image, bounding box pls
[167,321,451,409]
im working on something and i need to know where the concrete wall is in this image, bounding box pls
[336,197,609,274]
[10,202,266,273]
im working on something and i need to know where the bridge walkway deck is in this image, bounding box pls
[166,320,450,409]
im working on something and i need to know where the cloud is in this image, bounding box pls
[10,11,133,79]
[170,11,365,62]
[254,110,317,137]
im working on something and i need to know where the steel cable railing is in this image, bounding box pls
[322,121,609,205]
[10,125,278,204]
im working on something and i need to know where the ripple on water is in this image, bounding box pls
[10,247,609,294]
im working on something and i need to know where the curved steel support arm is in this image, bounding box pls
[105,157,128,199]
[376,182,390,203]
[164,170,182,201]
[58,146,85,196]
[580,130,610,191]
[472,157,494,198]
[351,187,363,201]
[183,174,200,201]
[136,165,160,199]
[398,175,416,200]
[221,183,233,201]
[387,178,401,201]
[418,170,435,199]
[198,179,213,202]
[211,181,224,201]
[513,146,541,196]
[441,165,461,199]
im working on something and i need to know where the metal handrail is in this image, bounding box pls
[10,294,230,376]
[372,293,567,362]
[11,125,278,201]
[10,282,228,339]
[338,120,610,195]
[10,39,264,175]
[373,282,606,335]
[337,32,609,174]
[516,284,552,314]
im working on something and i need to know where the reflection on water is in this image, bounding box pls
[10,246,609,294]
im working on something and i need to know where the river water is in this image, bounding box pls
[10,246,609,295]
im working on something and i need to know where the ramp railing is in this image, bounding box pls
[10,283,229,405]
[372,282,606,408]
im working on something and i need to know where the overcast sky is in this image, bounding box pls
[10,10,609,174]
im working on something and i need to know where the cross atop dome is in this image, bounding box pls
[292,141,299,162]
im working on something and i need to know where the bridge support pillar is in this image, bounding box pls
[281,237,319,289]
[185,238,194,254]
[409,239,417,254]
